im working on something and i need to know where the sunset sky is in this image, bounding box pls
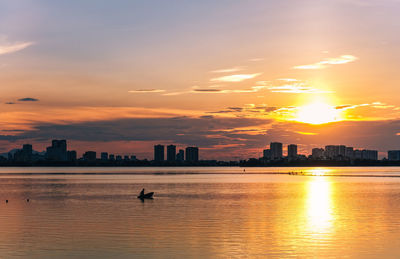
[1,0,400,159]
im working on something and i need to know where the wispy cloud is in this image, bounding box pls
[129,89,166,93]
[193,89,223,93]
[0,41,34,56]
[335,102,396,111]
[210,73,261,82]
[278,78,299,82]
[248,58,264,62]
[210,67,244,73]
[18,97,39,102]
[208,104,279,116]
[295,131,318,136]
[293,55,358,69]
[268,83,331,94]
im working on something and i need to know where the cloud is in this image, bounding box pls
[0,41,34,56]
[2,116,400,159]
[193,89,223,93]
[295,131,318,136]
[129,89,166,93]
[293,55,358,69]
[278,78,299,82]
[18,97,39,102]
[210,67,244,73]
[210,73,261,82]
[208,104,279,116]
[335,102,397,111]
[0,116,271,148]
[248,58,264,62]
[268,83,331,94]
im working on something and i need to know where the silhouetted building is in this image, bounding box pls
[388,150,400,161]
[46,140,67,161]
[176,149,184,161]
[345,147,354,159]
[167,145,176,162]
[270,142,283,160]
[185,147,199,162]
[130,155,137,161]
[287,144,297,159]
[154,145,164,162]
[83,151,96,161]
[325,145,337,159]
[338,145,346,157]
[362,150,378,160]
[354,149,362,159]
[14,144,33,162]
[67,150,77,161]
[312,148,324,159]
[263,149,271,160]
[124,155,129,161]
[109,154,115,161]
[116,155,122,161]
[101,152,108,161]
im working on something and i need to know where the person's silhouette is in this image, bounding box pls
[140,188,145,196]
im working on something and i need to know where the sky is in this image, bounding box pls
[1,0,400,160]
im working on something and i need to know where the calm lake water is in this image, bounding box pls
[1,166,400,258]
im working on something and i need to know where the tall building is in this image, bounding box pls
[338,145,346,157]
[345,147,354,159]
[354,149,362,159]
[263,149,271,160]
[67,150,77,161]
[13,144,33,162]
[312,148,324,159]
[287,144,298,159]
[101,152,108,161]
[270,142,283,160]
[185,147,199,162]
[167,145,176,162]
[83,151,96,161]
[176,149,184,161]
[388,150,397,161]
[388,150,400,161]
[46,139,67,161]
[324,145,337,159]
[154,145,165,161]
[362,150,378,160]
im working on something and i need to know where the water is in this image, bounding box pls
[1,167,400,258]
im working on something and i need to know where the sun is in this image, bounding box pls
[296,101,342,124]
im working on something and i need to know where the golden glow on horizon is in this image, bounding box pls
[296,101,343,124]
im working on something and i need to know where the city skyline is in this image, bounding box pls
[1,1,400,160]
[3,138,400,163]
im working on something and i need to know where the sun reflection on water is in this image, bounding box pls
[305,177,334,235]
[305,168,332,176]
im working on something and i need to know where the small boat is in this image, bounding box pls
[138,191,154,199]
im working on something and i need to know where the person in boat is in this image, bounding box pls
[140,188,145,197]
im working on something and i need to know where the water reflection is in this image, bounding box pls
[305,167,332,176]
[305,177,335,235]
